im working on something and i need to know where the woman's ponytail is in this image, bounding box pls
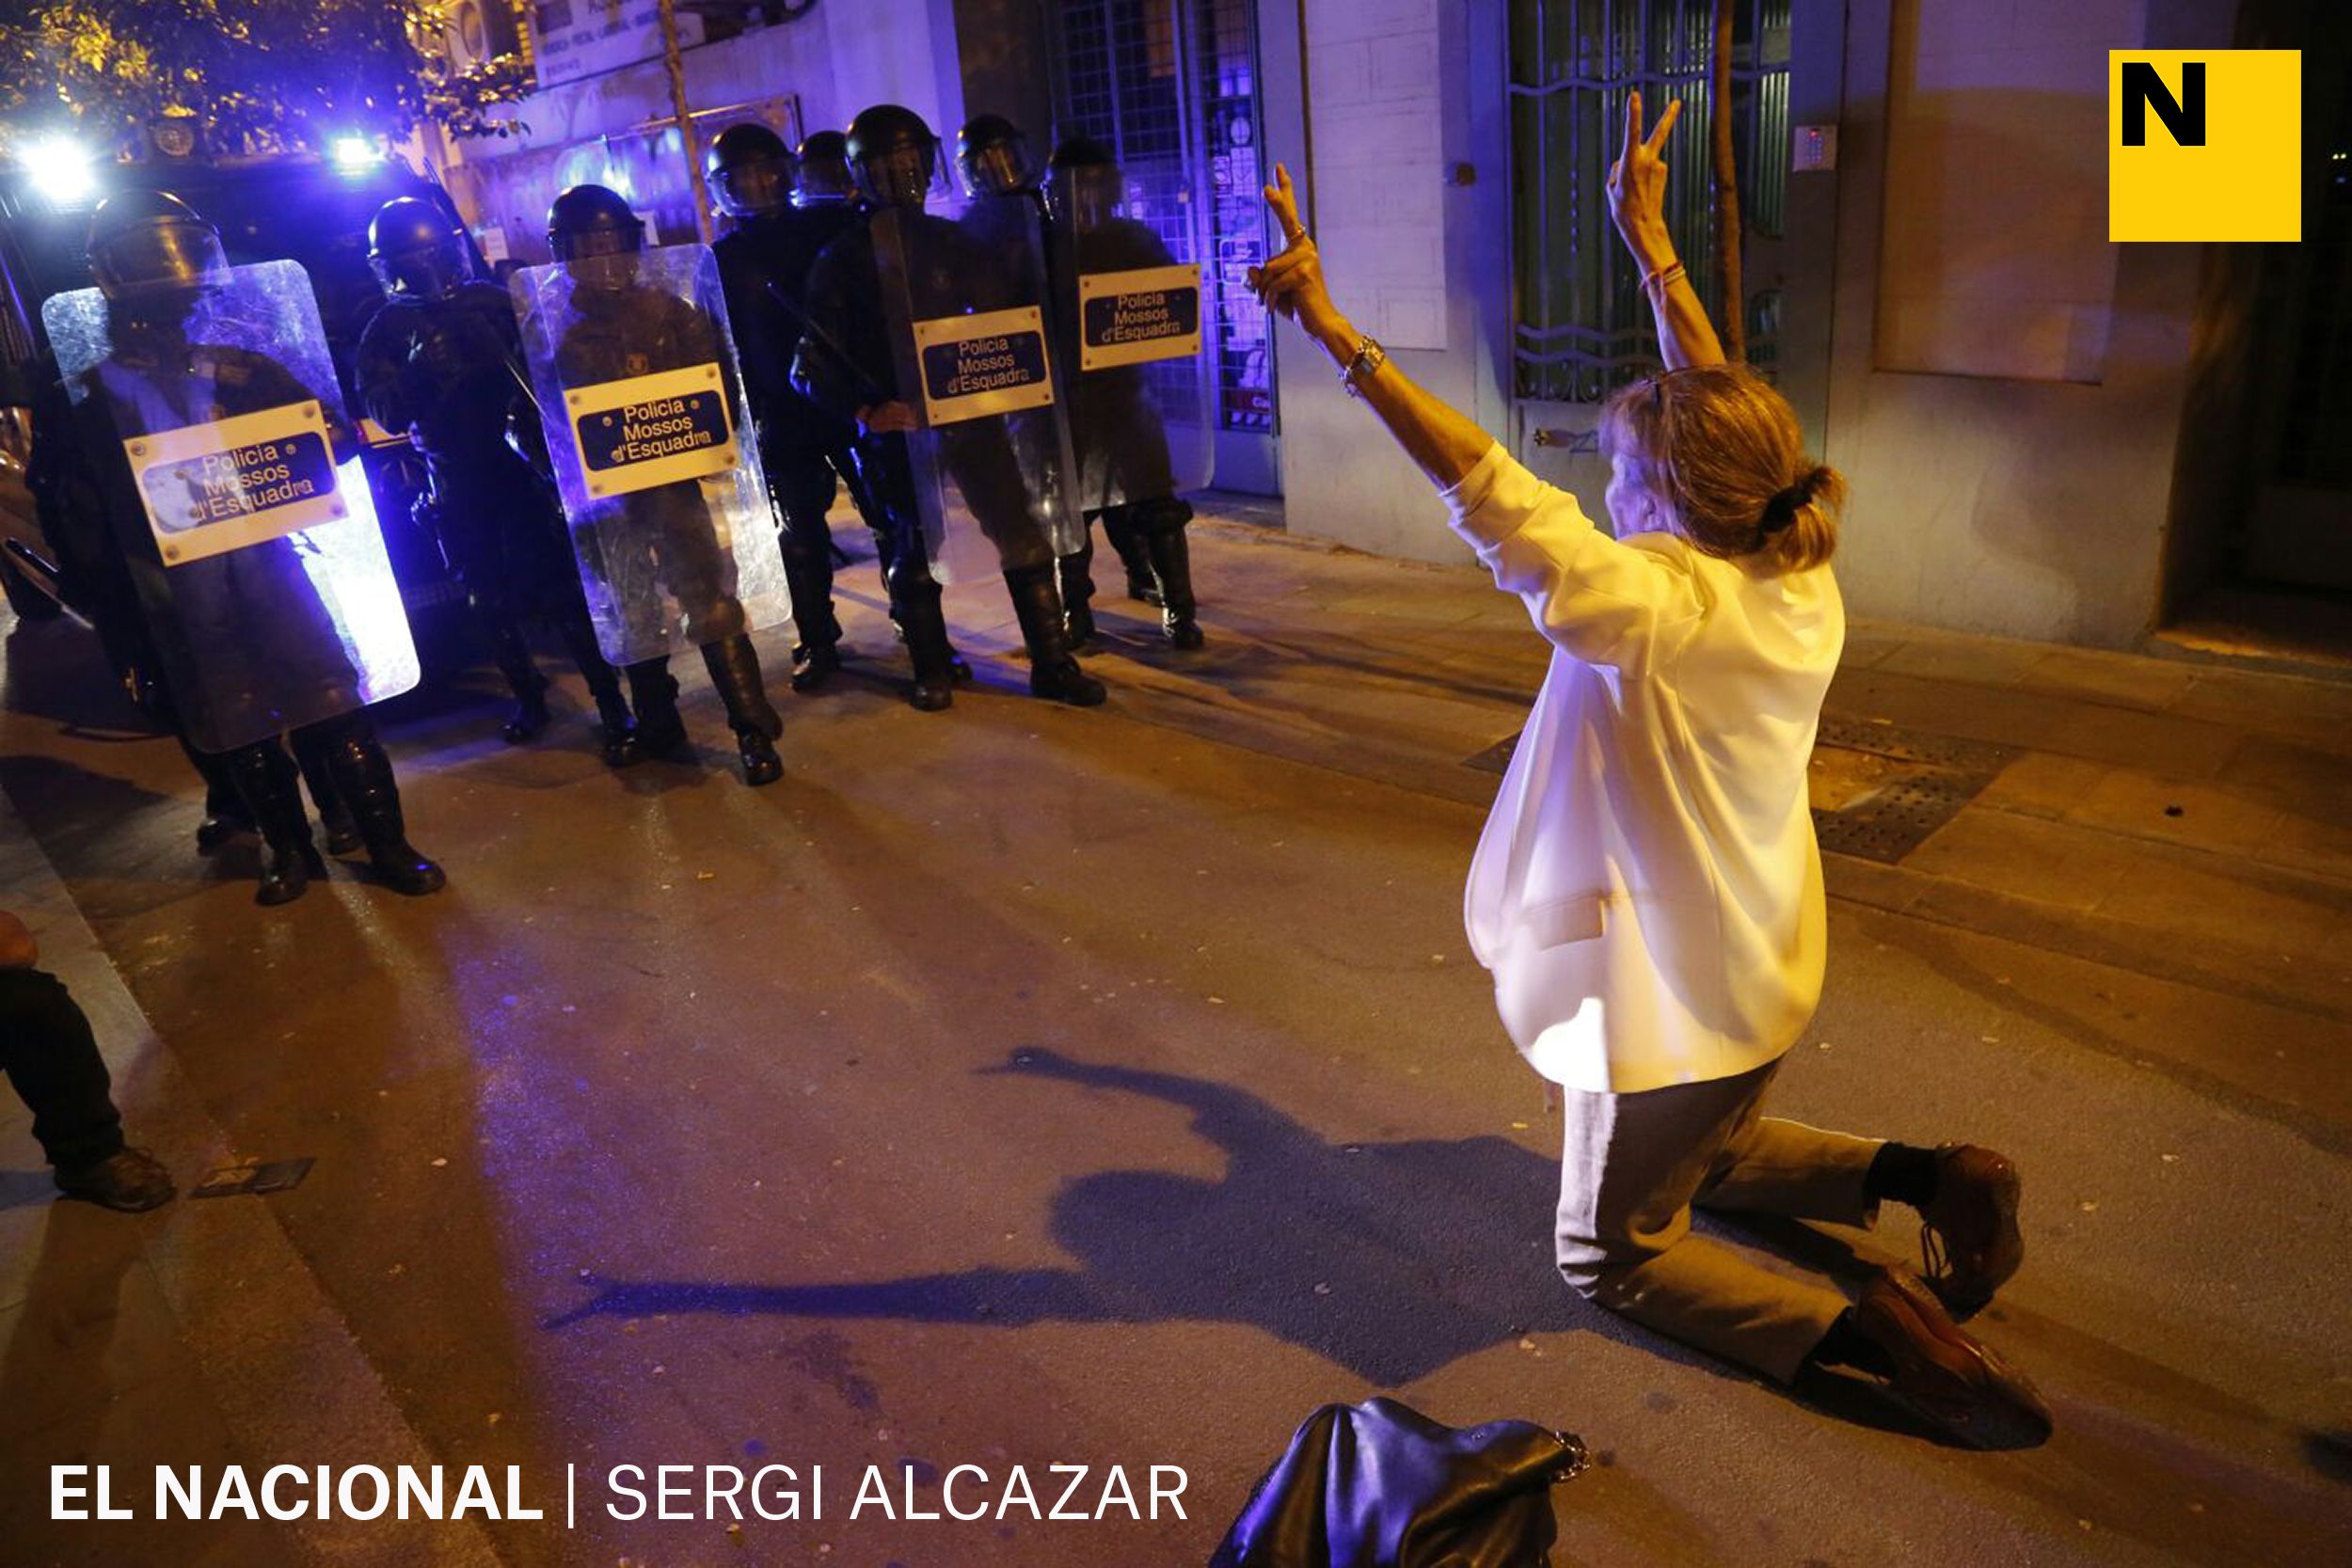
[1767,463,1842,572]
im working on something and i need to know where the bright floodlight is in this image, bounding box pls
[330,135,380,173]
[25,136,97,205]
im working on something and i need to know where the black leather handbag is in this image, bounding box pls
[1209,1398,1588,1568]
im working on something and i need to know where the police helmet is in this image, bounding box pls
[845,104,939,210]
[86,190,229,303]
[793,131,858,207]
[706,122,794,220]
[956,113,1037,197]
[546,183,646,262]
[367,197,474,300]
[1046,135,1124,226]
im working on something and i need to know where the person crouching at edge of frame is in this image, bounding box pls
[1248,95,2045,1449]
[0,911,175,1212]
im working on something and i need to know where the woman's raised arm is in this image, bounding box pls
[1248,167,1494,490]
[1608,92,1725,372]
[1250,92,1723,488]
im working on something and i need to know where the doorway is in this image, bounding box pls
[1050,0,1283,495]
[1504,0,1845,505]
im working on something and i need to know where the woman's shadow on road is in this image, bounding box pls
[548,1047,1737,1389]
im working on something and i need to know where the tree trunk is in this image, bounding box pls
[1709,0,1747,361]
[659,0,711,243]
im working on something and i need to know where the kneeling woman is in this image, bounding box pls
[1250,97,2046,1448]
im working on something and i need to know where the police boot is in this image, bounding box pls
[888,610,974,687]
[321,732,446,896]
[1059,542,1100,647]
[703,637,785,787]
[781,537,845,693]
[1103,509,1160,606]
[626,660,691,757]
[292,726,363,853]
[228,742,325,907]
[1143,522,1205,650]
[582,664,641,768]
[555,607,640,767]
[1006,566,1106,707]
[490,622,552,743]
[184,741,254,852]
[893,593,960,712]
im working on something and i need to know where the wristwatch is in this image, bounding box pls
[1339,334,1388,398]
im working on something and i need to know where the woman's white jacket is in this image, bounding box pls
[1444,442,1843,1095]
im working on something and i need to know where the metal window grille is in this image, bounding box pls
[1508,0,1791,404]
[1054,0,1278,434]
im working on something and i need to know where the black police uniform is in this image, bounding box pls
[797,212,1100,708]
[789,103,1102,711]
[1044,140,1205,646]
[56,263,442,906]
[355,277,637,757]
[26,360,357,854]
[1051,201,1203,645]
[711,201,890,684]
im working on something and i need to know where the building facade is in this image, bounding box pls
[435,0,2347,652]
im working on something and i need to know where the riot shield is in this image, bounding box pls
[41,260,420,753]
[870,196,1082,586]
[508,244,792,665]
[1046,159,1216,509]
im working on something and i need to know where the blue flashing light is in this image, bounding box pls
[330,135,382,174]
[25,136,99,207]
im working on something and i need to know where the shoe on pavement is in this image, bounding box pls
[55,1148,177,1212]
[1851,1265,2052,1449]
[1918,1143,2024,1320]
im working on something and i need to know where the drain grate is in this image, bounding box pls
[1808,717,2011,864]
[1460,717,2011,864]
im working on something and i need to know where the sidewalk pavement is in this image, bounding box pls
[1,506,2346,1566]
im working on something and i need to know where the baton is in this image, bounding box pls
[761,277,893,411]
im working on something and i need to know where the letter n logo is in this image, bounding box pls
[2110,52,2300,241]
[2122,61,2203,146]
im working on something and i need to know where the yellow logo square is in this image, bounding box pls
[2110,51,2300,242]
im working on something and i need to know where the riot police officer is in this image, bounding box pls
[540,184,786,785]
[48,191,442,904]
[793,103,1104,712]
[1044,136,1207,649]
[28,359,360,860]
[355,197,640,763]
[707,122,894,693]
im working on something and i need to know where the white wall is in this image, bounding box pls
[1825,0,2237,647]
[1263,0,1513,563]
[446,2,965,198]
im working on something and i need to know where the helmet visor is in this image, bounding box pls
[963,138,1034,197]
[560,225,640,262]
[386,238,473,299]
[98,220,229,296]
[793,157,857,206]
[715,157,791,218]
[856,145,935,209]
[1054,165,1125,227]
